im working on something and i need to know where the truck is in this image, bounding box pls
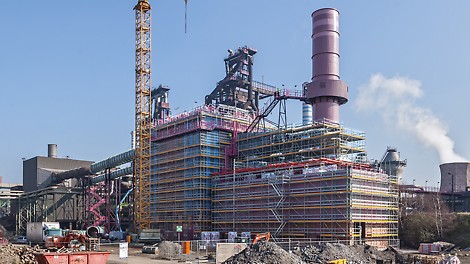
[26,222,62,244]
[138,229,161,244]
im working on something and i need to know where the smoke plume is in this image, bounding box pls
[355,74,466,163]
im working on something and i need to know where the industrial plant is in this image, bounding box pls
[4,2,470,262]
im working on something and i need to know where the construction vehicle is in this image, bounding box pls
[252,232,270,244]
[45,232,89,249]
[26,222,62,244]
[327,259,347,264]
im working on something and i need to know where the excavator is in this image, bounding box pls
[252,232,271,245]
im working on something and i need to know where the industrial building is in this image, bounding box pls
[148,8,400,248]
[8,3,402,249]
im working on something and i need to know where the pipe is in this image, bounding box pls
[90,166,133,185]
[51,149,135,186]
[90,149,135,174]
[52,167,92,183]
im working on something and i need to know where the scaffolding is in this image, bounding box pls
[212,159,399,249]
[237,120,366,167]
[150,104,255,240]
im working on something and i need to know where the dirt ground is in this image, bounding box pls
[103,244,213,264]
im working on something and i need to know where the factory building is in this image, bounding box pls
[15,144,93,233]
[9,6,400,248]
[149,8,399,248]
[23,144,93,192]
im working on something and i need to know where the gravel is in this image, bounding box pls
[299,243,398,264]
[222,242,400,264]
[222,242,303,264]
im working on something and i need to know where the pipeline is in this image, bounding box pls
[90,166,133,185]
[52,167,92,183]
[90,149,134,174]
[51,149,135,186]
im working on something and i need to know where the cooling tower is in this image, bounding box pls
[439,162,470,193]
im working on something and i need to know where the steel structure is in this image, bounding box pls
[133,0,152,230]
[15,186,83,234]
[212,159,399,249]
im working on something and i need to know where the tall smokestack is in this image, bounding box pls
[305,8,348,123]
[48,144,57,158]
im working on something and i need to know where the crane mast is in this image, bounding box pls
[133,0,152,230]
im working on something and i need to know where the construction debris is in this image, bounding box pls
[299,243,397,264]
[157,241,182,260]
[222,242,401,264]
[222,242,302,264]
[0,244,43,264]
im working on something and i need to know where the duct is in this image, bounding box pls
[51,167,92,183]
[90,166,133,185]
[50,149,135,186]
[90,149,134,174]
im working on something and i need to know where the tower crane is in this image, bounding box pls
[133,0,152,230]
[132,0,189,231]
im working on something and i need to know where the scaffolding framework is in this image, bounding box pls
[212,159,399,248]
[151,105,254,239]
[238,120,366,167]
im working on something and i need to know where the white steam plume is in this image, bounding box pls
[355,74,466,163]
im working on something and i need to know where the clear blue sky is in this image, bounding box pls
[1,1,469,187]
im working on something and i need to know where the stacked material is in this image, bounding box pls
[0,244,43,264]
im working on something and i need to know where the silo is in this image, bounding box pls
[439,162,470,193]
[302,102,313,125]
[379,147,407,183]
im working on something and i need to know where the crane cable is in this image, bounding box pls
[184,0,188,33]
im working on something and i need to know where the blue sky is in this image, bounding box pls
[1,1,469,187]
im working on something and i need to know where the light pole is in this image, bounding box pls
[425,180,428,190]
[413,179,416,186]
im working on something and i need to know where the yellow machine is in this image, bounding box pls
[327,259,347,264]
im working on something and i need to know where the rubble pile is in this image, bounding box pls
[223,242,303,264]
[300,243,397,263]
[157,241,182,260]
[0,244,43,264]
[223,242,401,264]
